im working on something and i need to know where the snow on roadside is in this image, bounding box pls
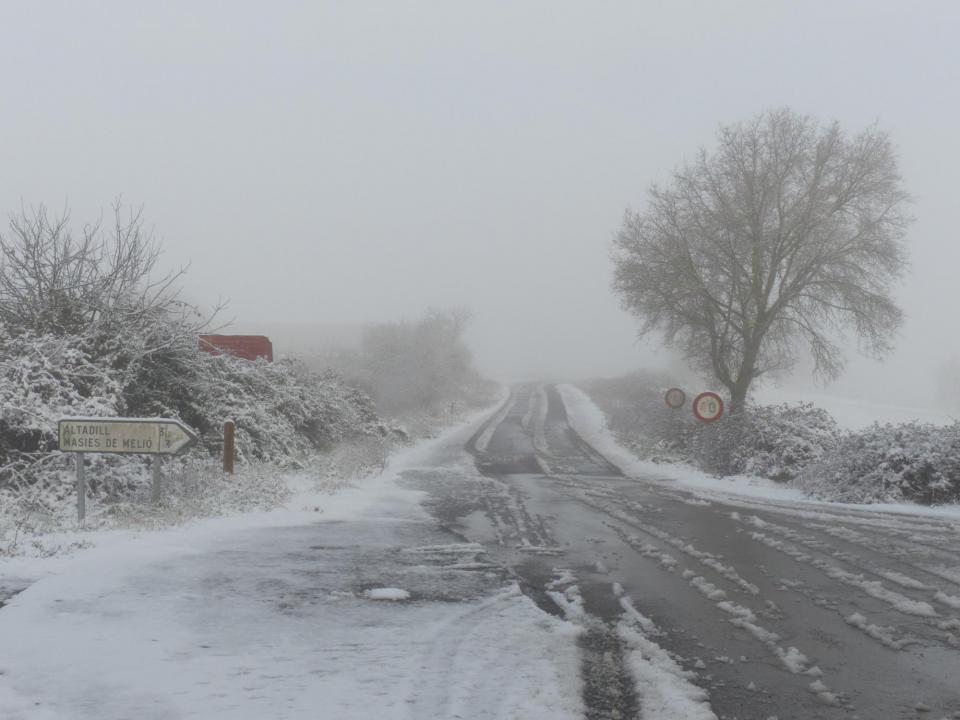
[1,395,505,581]
[472,387,513,453]
[549,570,717,720]
[616,588,717,720]
[0,398,586,720]
[557,384,960,521]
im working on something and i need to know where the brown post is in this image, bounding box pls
[223,420,235,474]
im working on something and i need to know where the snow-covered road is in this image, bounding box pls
[0,419,583,720]
[4,385,960,719]
[416,384,960,719]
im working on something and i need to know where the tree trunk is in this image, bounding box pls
[729,380,750,415]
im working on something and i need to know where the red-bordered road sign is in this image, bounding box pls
[693,392,724,422]
[664,387,686,409]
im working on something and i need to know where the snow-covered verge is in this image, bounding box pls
[559,384,960,519]
[0,325,502,551]
[0,383,504,560]
[582,373,960,506]
[0,406,584,720]
[0,339,397,547]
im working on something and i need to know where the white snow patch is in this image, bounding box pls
[690,576,727,600]
[366,587,410,601]
[934,591,960,610]
[878,571,930,590]
[807,679,843,707]
[618,594,660,635]
[716,601,757,623]
[618,623,717,720]
[729,617,781,645]
[776,646,810,674]
[844,612,909,650]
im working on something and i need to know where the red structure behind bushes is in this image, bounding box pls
[199,335,273,362]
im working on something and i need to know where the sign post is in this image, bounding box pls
[151,455,163,504]
[76,453,86,525]
[58,417,199,523]
[223,421,235,475]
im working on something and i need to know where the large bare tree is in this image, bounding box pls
[612,108,911,412]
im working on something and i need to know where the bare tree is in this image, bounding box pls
[612,108,911,412]
[0,199,217,343]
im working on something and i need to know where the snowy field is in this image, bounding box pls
[755,386,956,430]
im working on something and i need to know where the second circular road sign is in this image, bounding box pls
[664,387,686,409]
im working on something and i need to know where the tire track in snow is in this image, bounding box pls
[575,493,761,597]
[546,569,718,720]
[731,514,958,650]
[730,505,960,597]
[709,494,960,563]
[608,525,834,687]
[548,489,861,707]
[734,513,958,628]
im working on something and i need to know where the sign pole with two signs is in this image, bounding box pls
[58,417,199,524]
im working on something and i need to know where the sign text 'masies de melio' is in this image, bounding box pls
[58,418,198,456]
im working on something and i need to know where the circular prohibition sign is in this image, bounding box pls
[664,387,686,409]
[693,391,724,422]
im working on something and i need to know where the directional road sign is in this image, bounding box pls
[58,417,198,455]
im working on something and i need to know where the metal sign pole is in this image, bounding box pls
[151,455,162,504]
[76,452,86,525]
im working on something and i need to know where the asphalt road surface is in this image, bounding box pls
[406,384,960,720]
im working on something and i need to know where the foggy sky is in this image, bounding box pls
[2,2,958,403]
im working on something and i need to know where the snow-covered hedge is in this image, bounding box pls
[0,326,392,509]
[690,403,839,480]
[586,373,960,505]
[586,374,839,480]
[798,422,960,504]
[177,354,392,464]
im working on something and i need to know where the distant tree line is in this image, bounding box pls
[307,308,494,428]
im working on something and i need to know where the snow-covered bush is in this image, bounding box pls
[0,335,390,501]
[799,422,960,505]
[690,403,839,480]
[0,200,400,507]
[0,328,124,490]
[176,353,392,464]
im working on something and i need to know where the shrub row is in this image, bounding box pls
[0,326,391,507]
[586,374,960,506]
